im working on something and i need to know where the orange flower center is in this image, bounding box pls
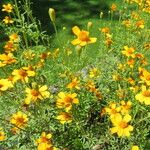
[0,84,3,89]
[16,117,25,125]
[41,137,50,143]
[111,109,117,114]
[119,121,128,128]
[65,96,73,103]
[79,31,90,42]
[142,90,150,97]
[19,70,28,77]
[31,90,40,97]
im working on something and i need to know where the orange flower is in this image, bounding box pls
[4,41,16,53]
[56,112,72,124]
[71,26,97,46]
[111,3,117,11]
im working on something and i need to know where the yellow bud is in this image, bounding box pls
[87,22,92,30]
[48,8,55,22]
[100,12,103,19]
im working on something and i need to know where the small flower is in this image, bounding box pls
[110,3,117,11]
[10,111,28,129]
[25,85,50,104]
[0,128,6,141]
[119,101,132,114]
[4,41,16,53]
[100,27,110,34]
[36,132,52,145]
[12,67,35,83]
[0,53,17,67]
[122,46,135,58]
[89,68,100,78]
[135,20,144,29]
[2,3,13,13]
[56,112,72,124]
[0,78,13,92]
[71,26,97,46]
[110,114,133,137]
[67,77,80,90]
[56,92,79,111]
[135,85,150,105]
[3,16,14,24]
[105,102,120,119]
[9,33,20,43]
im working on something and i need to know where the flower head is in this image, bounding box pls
[67,77,80,90]
[3,16,14,24]
[2,4,13,13]
[10,111,28,129]
[135,85,150,105]
[0,128,6,141]
[71,26,97,46]
[110,114,133,137]
[56,112,72,124]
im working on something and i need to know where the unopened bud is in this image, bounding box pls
[87,22,92,30]
[48,8,55,22]
[100,12,103,19]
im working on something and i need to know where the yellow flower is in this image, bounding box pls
[135,20,144,29]
[2,3,13,13]
[25,85,50,104]
[100,27,110,34]
[71,26,97,46]
[9,33,20,43]
[4,41,16,53]
[122,46,135,58]
[0,78,13,92]
[131,145,140,150]
[38,143,57,150]
[105,102,120,119]
[86,80,97,93]
[122,20,132,28]
[140,69,150,86]
[56,112,72,124]
[10,111,28,129]
[110,114,133,137]
[135,85,150,105]
[67,77,80,90]
[127,59,135,68]
[12,67,35,83]
[119,101,132,114]
[0,128,6,141]
[89,68,99,78]
[36,132,52,145]
[56,92,79,111]
[3,16,14,24]
[0,53,17,67]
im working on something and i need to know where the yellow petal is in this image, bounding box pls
[71,39,80,45]
[89,37,97,43]
[72,26,80,36]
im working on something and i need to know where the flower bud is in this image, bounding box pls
[48,8,55,22]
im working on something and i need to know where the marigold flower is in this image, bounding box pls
[122,46,135,58]
[2,3,13,13]
[4,41,16,53]
[3,16,14,24]
[135,85,150,105]
[71,26,97,46]
[9,33,20,43]
[122,20,132,28]
[119,101,132,114]
[0,128,6,141]
[89,68,100,78]
[110,114,133,137]
[36,132,52,145]
[56,112,72,124]
[140,69,150,85]
[25,85,50,104]
[0,78,13,92]
[67,77,80,90]
[12,67,35,83]
[105,102,121,119]
[100,27,110,34]
[0,53,17,67]
[10,111,28,129]
[56,92,79,111]
[135,20,144,29]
